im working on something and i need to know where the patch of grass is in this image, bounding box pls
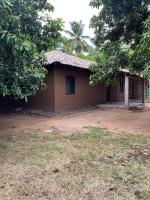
[0,144,9,152]
[0,127,150,200]
[46,142,63,154]
[143,190,150,199]
[66,128,150,199]
[17,185,33,197]
[0,175,7,189]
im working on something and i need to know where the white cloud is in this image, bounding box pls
[48,0,98,37]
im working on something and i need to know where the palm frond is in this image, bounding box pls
[81,35,91,39]
[64,20,92,53]
[64,30,76,38]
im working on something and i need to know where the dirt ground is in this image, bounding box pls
[0,106,150,136]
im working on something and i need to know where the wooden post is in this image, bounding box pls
[142,79,145,104]
[125,75,129,109]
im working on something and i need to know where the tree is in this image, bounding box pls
[59,37,75,55]
[0,0,63,100]
[90,0,149,46]
[90,42,129,85]
[76,52,95,62]
[130,17,150,77]
[65,20,91,54]
[89,0,150,84]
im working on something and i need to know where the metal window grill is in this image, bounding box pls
[107,76,145,106]
[129,77,144,104]
[145,80,150,102]
[117,77,125,102]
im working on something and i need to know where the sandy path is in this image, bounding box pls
[0,107,150,136]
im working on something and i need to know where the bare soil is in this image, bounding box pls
[0,107,150,137]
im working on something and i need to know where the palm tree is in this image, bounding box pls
[65,20,91,54]
[60,37,75,55]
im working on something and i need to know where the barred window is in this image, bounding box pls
[66,76,75,95]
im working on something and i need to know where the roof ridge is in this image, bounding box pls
[46,50,93,64]
[45,50,94,70]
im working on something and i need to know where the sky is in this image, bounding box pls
[49,0,99,37]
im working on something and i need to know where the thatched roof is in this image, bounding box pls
[45,51,132,75]
[45,51,93,69]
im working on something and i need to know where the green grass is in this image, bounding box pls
[0,128,150,200]
[0,144,9,152]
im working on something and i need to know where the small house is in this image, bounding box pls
[26,51,145,112]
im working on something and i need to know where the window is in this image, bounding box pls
[66,76,75,95]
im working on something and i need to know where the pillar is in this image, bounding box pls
[142,79,145,104]
[125,75,129,108]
